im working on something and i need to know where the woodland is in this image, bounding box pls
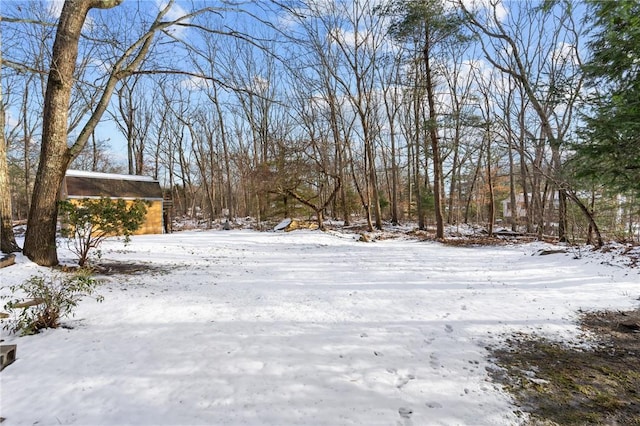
[1,0,639,265]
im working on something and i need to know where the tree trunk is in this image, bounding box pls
[464,143,484,224]
[412,79,425,230]
[505,79,518,232]
[0,140,19,253]
[0,39,21,253]
[363,139,374,232]
[23,0,122,266]
[486,137,495,237]
[423,38,444,240]
[213,85,234,219]
[414,135,424,229]
[558,189,568,242]
[389,127,399,226]
[447,123,461,225]
[22,80,33,219]
[365,136,383,230]
[517,110,532,234]
[326,92,349,226]
[552,145,568,242]
[566,190,603,248]
[507,141,518,232]
[338,142,349,226]
[587,190,595,245]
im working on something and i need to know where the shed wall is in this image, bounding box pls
[139,201,163,235]
[65,198,164,236]
[61,172,165,235]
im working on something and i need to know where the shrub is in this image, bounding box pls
[59,197,148,266]
[1,270,103,335]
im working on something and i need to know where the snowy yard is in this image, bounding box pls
[1,229,638,425]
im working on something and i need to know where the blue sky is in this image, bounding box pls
[2,0,591,176]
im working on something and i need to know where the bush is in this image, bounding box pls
[59,197,148,266]
[1,271,103,335]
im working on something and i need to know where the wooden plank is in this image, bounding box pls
[0,345,17,371]
[0,254,15,269]
[12,298,45,308]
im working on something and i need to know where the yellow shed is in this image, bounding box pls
[60,170,165,235]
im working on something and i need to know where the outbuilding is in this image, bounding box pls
[60,170,165,235]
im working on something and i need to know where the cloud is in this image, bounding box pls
[157,0,188,22]
[155,0,190,38]
[460,0,508,22]
[5,109,20,129]
[251,76,269,93]
[551,42,579,66]
[181,75,209,91]
[46,0,64,19]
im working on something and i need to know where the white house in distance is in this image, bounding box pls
[502,193,528,219]
[502,193,560,219]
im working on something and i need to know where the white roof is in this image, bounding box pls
[65,169,157,182]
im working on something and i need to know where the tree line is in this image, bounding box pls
[1,0,639,265]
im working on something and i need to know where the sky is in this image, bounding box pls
[1,0,591,180]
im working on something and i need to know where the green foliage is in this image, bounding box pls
[574,0,640,196]
[59,197,148,266]
[2,271,103,335]
[383,0,467,44]
[420,190,435,212]
[378,196,390,210]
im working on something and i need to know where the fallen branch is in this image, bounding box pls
[11,298,46,308]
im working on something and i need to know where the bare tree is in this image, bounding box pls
[440,42,477,226]
[281,76,343,230]
[70,132,120,173]
[111,75,154,175]
[377,52,405,225]
[24,0,125,265]
[281,3,359,225]
[2,3,57,223]
[185,33,237,220]
[0,38,21,253]
[23,0,223,265]
[386,0,467,238]
[475,72,496,236]
[459,0,600,244]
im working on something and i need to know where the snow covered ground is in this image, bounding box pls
[1,229,638,425]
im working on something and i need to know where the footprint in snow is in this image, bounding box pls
[396,373,416,389]
[444,324,454,333]
[429,353,440,369]
[426,401,443,409]
[398,407,413,419]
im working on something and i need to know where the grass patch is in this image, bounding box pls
[489,309,640,425]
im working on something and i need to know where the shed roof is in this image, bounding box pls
[62,170,163,200]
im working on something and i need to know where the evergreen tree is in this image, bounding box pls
[382,0,467,239]
[575,0,640,196]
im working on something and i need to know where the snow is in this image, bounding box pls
[1,230,638,425]
[274,218,292,231]
[66,169,157,182]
